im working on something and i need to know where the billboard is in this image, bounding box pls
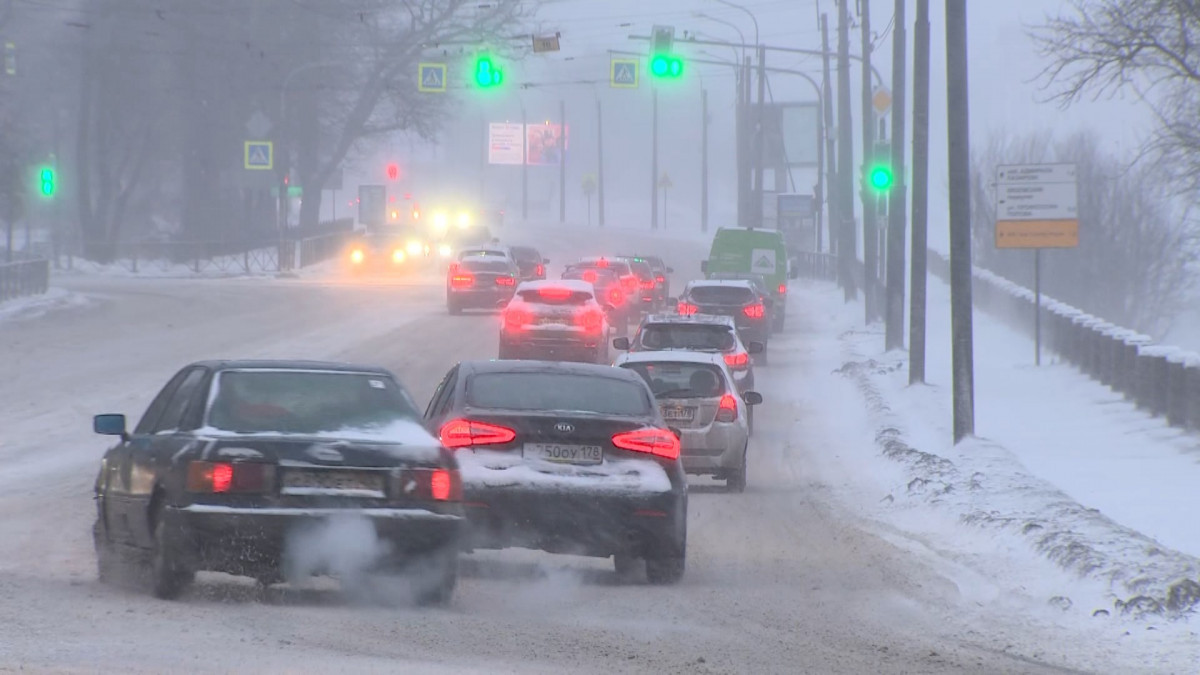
[526,123,568,165]
[754,103,820,167]
[488,122,525,165]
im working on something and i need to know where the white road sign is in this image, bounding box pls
[488,122,525,165]
[996,182,1078,220]
[996,163,1077,184]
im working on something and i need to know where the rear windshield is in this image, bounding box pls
[621,363,727,399]
[207,370,419,434]
[638,325,736,351]
[688,285,756,304]
[576,260,631,275]
[461,258,511,273]
[625,261,654,279]
[467,372,651,416]
[460,248,504,258]
[563,267,618,284]
[517,288,592,304]
[510,247,541,263]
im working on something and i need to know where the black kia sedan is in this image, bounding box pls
[422,360,688,584]
[91,360,463,603]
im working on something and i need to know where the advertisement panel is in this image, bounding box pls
[488,122,525,165]
[525,123,568,165]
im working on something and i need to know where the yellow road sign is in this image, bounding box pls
[995,219,1078,249]
[418,63,447,93]
[610,58,638,88]
[244,141,273,170]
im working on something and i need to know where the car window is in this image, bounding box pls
[516,288,593,304]
[638,325,736,351]
[206,370,421,434]
[466,372,652,416]
[134,367,193,434]
[688,286,756,304]
[510,247,541,263]
[626,261,654,279]
[151,368,208,433]
[621,362,728,399]
[424,367,457,420]
[461,258,513,273]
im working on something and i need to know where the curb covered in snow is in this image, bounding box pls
[834,324,1200,619]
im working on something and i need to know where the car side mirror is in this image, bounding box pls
[612,337,630,350]
[665,266,674,273]
[747,341,765,354]
[699,260,708,274]
[93,413,128,440]
[742,391,763,406]
[543,258,551,264]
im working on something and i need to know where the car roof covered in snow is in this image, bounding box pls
[684,279,757,290]
[189,359,393,375]
[515,279,594,294]
[640,313,736,327]
[614,350,730,368]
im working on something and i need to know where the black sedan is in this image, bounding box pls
[446,255,520,314]
[91,360,463,603]
[423,360,688,584]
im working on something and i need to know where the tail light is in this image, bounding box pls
[778,283,787,294]
[186,461,272,494]
[655,275,666,284]
[677,302,699,316]
[538,286,573,301]
[394,468,462,502]
[439,418,517,449]
[577,307,604,332]
[450,273,474,289]
[495,275,516,286]
[715,394,738,423]
[596,258,609,268]
[535,263,545,277]
[608,288,625,305]
[611,428,680,460]
[743,303,765,319]
[724,352,749,368]
[503,306,533,330]
[621,275,639,293]
[582,270,598,283]
[639,279,656,290]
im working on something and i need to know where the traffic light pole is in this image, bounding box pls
[651,87,659,230]
[597,98,606,228]
[860,0,878,323]
[885,0,908,351]
[701,87,709,233]
[521,105,529,222]
[821,13,838,257]
[753,45,766,228]
[837,0,857,301]
[946,0,975,442]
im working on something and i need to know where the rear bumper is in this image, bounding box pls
[448,288,514,308]
[678,425,747,474]
[164,504,463,577]
[500,334,603,361]
[461,487,685,558]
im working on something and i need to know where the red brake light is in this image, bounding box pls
[743,303,765,319]
[582,270,598,283]
[655,275,665,283]
[535,263,545,277]
[211,463,233,493]
[596,258,609,268]
[495,275,516,286]
[608,288,625,305]
[439,418,517,449]
[639,279,656,290]
[450,273,474,289]
[677,302,699,316]
[611,428,680,460]
[503,305,533,330]
[777,283,787,294]
[430,469,453,500]
[577,307,604,332]
[723,352,749,368]
[716,394,738,423]
[538,286,573,301]
[621,275,638,292]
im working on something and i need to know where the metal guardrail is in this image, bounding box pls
[927,250,1200,431]
[0,258,50,302]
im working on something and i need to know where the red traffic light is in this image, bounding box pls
[385,163,400,181]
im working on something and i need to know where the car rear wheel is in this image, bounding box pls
[613,553,641,581]
[645,518,686,585]
[148,508,194,600]
[726,443,748,493]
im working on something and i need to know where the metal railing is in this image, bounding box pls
[0,258,50,302]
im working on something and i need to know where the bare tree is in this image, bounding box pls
[971,131,1198,335]
[1031,0,1200,193]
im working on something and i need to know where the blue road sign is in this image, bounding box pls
[610,59,638,89]
[244,140,273,170]
[418,63,447,93]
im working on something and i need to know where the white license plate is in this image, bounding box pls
[660,405,697,421]
[524,443,603,465]
[282,470,384,494]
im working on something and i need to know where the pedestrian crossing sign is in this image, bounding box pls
[610,58,638,88]
[244,141,273,170]
[419,63,447,92]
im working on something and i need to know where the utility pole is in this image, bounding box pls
[909,0,931,383]
[837,0,857,300]
[521,105,528,221]
[651,87,659,229]
[753,44,767,228]
[597,98,606,228]
[737,56,752,228]
[559,99,567,224]
[860,0,878,322]
[821,12,837,256]
[946,0,975,442]
[885,0,908,351]
[701,87,709,233]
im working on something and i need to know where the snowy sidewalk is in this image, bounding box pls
[797,273,1200,618]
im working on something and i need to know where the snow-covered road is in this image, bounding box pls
[0,226,1183,673]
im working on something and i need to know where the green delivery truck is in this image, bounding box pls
[701,228,791,331]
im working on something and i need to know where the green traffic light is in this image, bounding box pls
[38,167,55,197]
[475,57,502,88]
[868,165,893,190]
[650,54,682,79]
